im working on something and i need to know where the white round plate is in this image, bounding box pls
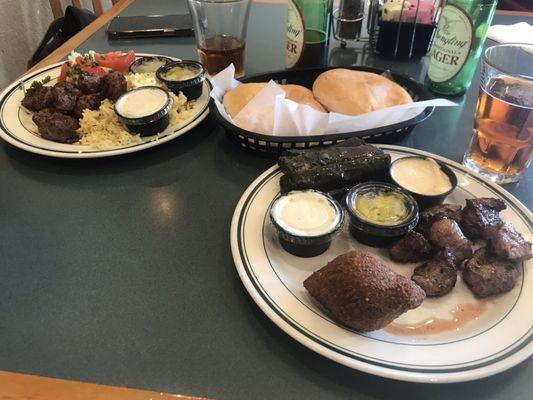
[0,53,210,158]
[230,145,532,383]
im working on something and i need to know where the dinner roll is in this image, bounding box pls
[312,69,413,116]
[281,84,327,113]
[223,83,267,119]
[223,83,326,118]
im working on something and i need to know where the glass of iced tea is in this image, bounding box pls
[463,43,533,184]
[187,0,251,78]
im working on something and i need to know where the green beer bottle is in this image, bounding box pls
[425,0,497,96]
[286,0,331,68]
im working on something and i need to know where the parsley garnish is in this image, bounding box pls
[67,64,82,78]
[28,75,52,90]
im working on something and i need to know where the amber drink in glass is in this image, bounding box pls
[463,44,533,184]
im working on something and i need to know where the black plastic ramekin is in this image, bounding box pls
[130,56,174,74]
[114,86,172,136]
[344,182,419,248]
[270,190,344,257]
[389,156,458,210]
[156,60,206,100]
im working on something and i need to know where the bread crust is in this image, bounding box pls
[312,69,413,116]
[223,83,326,118]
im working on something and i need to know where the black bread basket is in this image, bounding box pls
[209,65,434,154]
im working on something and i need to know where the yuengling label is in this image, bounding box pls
[285,0,305,68]
[427,5,473,83]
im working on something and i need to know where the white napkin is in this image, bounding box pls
[487,22,533,45]
[234,81,285,135]
[210,65,457,137]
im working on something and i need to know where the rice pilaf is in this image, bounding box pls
[77,72,200,150]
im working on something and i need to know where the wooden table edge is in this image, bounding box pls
[26,0,134,74]
[0,371,212,400]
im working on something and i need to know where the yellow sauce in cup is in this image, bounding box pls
[354,191,409,225]
[163,66,200,81]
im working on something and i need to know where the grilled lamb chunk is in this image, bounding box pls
[461,198,507,240]
[487,222,532,262]
[76,71,102,94]
[411,248,458,297]
[417,204,462,236]
[429,218,472,261]
[73,93,102,118]
[53,81,81,112]
[21,86,54,111]
[102,71,127,101]
[32,108,80,144]
[463,247,520,298]
[389,231,433,263]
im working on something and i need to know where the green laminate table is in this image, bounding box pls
[0,1,531,399]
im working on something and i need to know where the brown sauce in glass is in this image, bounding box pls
[384,302,488,336]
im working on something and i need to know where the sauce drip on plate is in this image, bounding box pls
[384,301,487,336]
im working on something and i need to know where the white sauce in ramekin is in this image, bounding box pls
[391,157,452,196]
[272,191,340,237]
[115,87,168,119]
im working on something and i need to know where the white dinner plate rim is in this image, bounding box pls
[230,144,532,383]
[0,53,209,158]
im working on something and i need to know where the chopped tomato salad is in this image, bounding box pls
[58,50,136,81]
[94,50,135,73]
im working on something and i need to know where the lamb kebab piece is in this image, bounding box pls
[416,203,463,236]
[428,218,473,261]
[411,248,458,297]
[389,231,433,263]
[461,198,507,240]
[463,247,520,298]
[487,222,532,262]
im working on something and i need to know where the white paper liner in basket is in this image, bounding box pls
[210,64,457,137]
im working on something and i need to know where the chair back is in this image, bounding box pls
[49,0,121,19]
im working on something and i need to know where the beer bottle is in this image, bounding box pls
[286,0,331,68]
[425,0,497,96]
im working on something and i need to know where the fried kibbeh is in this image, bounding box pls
[304,251,425,332]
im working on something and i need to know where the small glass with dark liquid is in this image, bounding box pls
[463,44,533,183]
[187,0,251,78]
[198,35,245,78]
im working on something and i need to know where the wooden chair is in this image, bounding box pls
[49,0,122,19]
